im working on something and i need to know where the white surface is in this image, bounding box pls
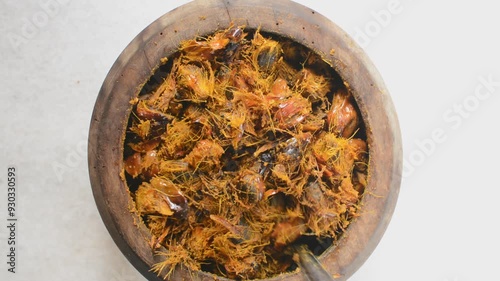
[0,1,499,280]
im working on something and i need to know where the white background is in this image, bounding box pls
[1,0,499,280]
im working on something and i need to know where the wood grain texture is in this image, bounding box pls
[88,0,402,280]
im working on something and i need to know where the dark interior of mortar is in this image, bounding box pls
[122,28,367,279]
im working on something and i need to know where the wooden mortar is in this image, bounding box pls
[88,0,402,280]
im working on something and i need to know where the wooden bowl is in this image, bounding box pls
[88,0,402,280]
